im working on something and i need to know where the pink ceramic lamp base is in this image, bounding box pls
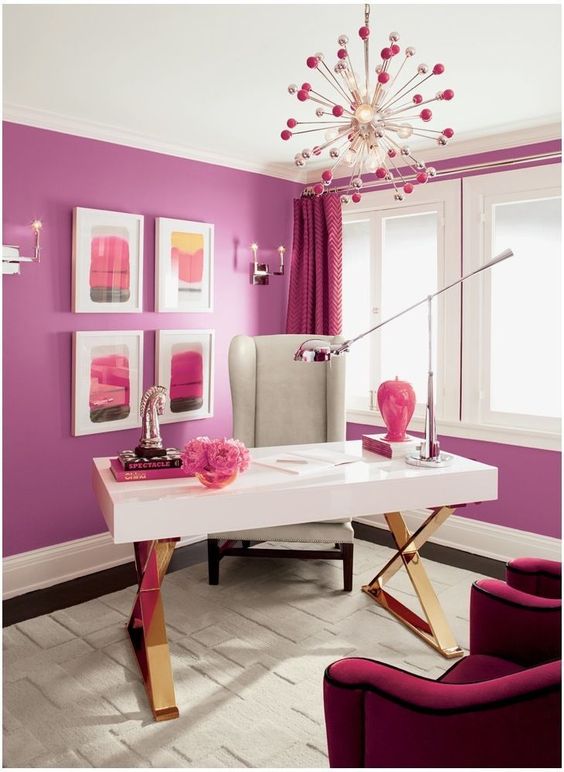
[377,378,416,443]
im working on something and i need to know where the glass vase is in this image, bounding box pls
[196,468,239,489]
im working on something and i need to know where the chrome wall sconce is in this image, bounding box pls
[250,243,286,285]
[2,219,43,275]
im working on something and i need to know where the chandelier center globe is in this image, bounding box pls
[280,3,455,203]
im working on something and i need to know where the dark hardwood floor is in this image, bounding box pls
[3,525,505,627]
[352,522,506,579]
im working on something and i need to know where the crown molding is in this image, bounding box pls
[3,103,307,184]
[409,119,561,163]
[4,103,557,188]
[304,120,561,183]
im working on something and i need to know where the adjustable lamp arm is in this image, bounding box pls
[294,248,513,361]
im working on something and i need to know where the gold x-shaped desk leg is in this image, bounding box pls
[362,507,464,659]
[128,538,180,721]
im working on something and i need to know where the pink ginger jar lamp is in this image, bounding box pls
[377,377,416,442]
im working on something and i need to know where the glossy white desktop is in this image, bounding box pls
[92,440,497,721]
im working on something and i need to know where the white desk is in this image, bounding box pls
[92,440,497,721]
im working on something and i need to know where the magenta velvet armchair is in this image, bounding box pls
[324,558,561,768]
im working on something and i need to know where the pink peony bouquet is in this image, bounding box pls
[182,436,250,477]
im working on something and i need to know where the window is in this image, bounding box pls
[342,218,371,407]
[462,165,561,435]
[343,180,461,422]
[380,210,438,406]
[343,164,561,447]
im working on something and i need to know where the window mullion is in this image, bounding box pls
[369,210,383,402]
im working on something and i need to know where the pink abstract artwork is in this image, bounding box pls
[169,343,204,413]
[89,226,131,303]
[170,231,204,301]
[89,346,131,423]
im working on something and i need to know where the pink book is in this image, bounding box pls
[110,458,192,482]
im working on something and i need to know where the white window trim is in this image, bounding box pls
[462,165,561,438]
[342,179,461,423]
[344,168,562,451]
[347,408,561,451]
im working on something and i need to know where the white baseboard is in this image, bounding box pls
[354,511,562,563]
[3,515,560,600]
[2,532,205,600]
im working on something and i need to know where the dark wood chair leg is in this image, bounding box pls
[207,538,220,585]
[242,540,251,549]
[342,543,354,592]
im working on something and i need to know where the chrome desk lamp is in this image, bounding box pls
[294,248,514,467]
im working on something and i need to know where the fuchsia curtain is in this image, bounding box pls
[286,193,343,335]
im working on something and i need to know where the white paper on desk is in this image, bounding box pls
[252,450,361,475]
[292,449,361,466]
[252,454,338,475]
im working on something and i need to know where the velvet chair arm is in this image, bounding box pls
[506,557,561,599]
[470,578,561,665]
[324,657,561,768]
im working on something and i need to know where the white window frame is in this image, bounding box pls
[462,164,561,437]
[343,179,461,425]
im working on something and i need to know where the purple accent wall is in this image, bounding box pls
[347,424,561,539]
[3,123,561,555]
[2,122,300,557]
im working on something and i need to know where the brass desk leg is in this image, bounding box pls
[128,538,180,721]
[362,507,464,659]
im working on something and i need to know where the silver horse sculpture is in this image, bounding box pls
[135,385,168,458]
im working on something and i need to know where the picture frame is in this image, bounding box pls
[156,329,214,423]
[155,218,214,312]
[72,207,144,313]
[72,330,144,436]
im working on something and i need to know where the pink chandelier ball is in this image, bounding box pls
[280,8,454,204]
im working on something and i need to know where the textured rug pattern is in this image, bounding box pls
[3,539,485,768]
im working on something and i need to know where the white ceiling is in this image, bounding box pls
[3,4,561,179]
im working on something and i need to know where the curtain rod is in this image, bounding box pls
[302,149,561,197]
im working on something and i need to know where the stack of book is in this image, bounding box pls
[110,448,190,482]
[362,433,420,459]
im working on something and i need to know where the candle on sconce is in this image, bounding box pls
[250,242,286,284]
[31,219,42,262]
[251,243,258,271]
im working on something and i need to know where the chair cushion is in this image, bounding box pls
[210,519,354,544]
[439,654,526,684]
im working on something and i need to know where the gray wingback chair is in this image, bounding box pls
[207,334,354,590]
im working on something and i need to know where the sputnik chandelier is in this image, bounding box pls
[281,4,454,203]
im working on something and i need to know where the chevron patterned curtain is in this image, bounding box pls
[285,193,343,335]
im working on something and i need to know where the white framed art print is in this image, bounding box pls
[155,218,214,312]
[72,207,144,313]
[156,330,214,423]
[73,330,143,436]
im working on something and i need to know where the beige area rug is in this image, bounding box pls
[3,538,485,768]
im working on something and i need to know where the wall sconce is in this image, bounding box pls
[250,243,285,285]
[2,219,43,275]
